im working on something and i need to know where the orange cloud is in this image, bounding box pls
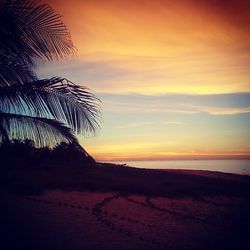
[44,0,250,94]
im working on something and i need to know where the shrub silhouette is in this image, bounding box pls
[0,139,94,169]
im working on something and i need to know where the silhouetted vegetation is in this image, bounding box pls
[0,0,101,149]
[0,139,95,169]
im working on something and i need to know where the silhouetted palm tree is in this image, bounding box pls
[0,0,101,148]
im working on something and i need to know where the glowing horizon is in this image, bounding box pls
[42,0,250,161]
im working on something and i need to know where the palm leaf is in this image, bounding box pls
[0,54,37,86]
[0,77,102,136]
[0,0,75,87]
[0,112,79,147]
[0,0,75,63]
[0,1,101,151]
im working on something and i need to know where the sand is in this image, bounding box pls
[1,164,250,250]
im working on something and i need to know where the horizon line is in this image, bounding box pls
[95,155,250,162]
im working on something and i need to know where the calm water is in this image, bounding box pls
[111,159,250,175]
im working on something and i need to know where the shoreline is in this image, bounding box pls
[1,162,250,197]
[106,159,250,176]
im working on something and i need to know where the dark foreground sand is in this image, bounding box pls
[1,163,250,250]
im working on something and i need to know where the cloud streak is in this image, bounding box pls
[99,92,250,115]
[42,0,250,95]
[163,121,187,125]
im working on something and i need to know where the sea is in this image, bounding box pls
[110,159,250,175]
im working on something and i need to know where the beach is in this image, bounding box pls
[1,163,250,250]
[1,1,250,249]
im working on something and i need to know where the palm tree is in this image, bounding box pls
[0,0,101,149]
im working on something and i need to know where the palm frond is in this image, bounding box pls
[0,120,8,142]
[0,54,37,86]
[0,0,75,87]
[0,77,102,136]
[0,0,75,63]
[0,1,101,151]
[0,112,79,147]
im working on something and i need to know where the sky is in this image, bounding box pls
[40,0,250,161]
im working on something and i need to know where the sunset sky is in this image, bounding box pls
[40,0,250,161]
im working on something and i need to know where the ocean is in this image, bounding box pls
[111,159,250,175]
